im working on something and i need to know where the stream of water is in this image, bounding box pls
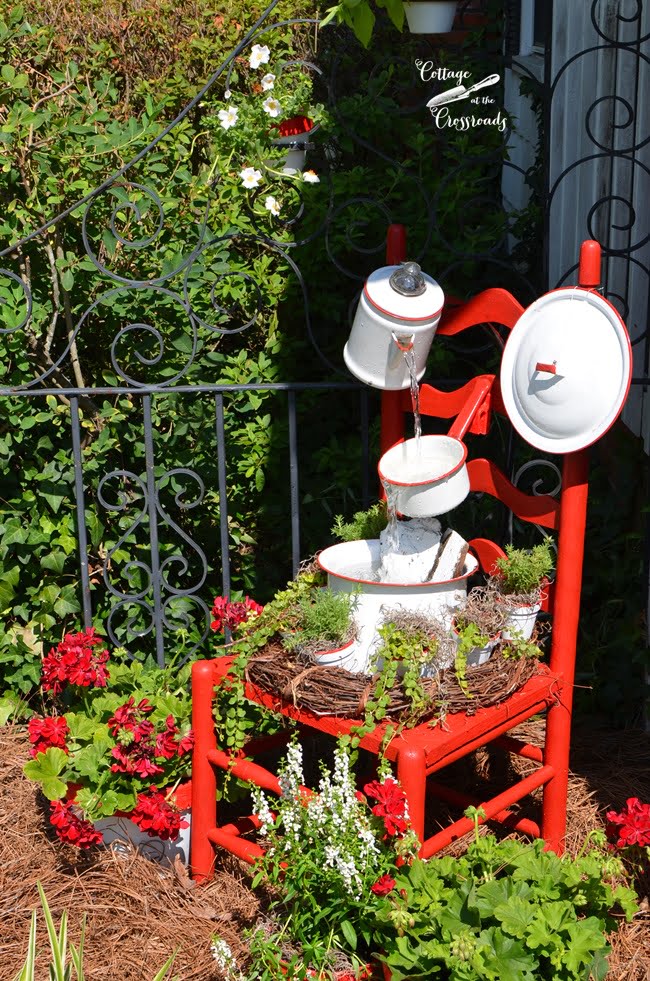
[403,347,422,444]
[375,349,427,582]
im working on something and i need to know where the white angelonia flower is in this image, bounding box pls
[261,72,276,91]
[249,43,271,69]
[264,195,281,216]
[239,167,263,188]
[262,96,282,118]
[278,740,304,799]
[218,106,238,130]
[303,169,320,183]
[251,786,275,836]
[210,939,244,980]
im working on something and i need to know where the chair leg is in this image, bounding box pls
[191,660,218,882]
[541,698,571,854]
[396,743,427,849]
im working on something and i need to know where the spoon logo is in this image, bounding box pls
[415,62,508,135]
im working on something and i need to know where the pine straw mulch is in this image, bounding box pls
[2,718,650,980]
[245,640,540,719]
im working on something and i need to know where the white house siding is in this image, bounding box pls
[504,2,650,449]
[547,0,650,451]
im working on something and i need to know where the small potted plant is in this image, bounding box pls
[209,42,325,177]
[452,586,509,674]
[489,537,555,640]
[324,1,458,45]
[23,628,194,859]
[283,587,361,671]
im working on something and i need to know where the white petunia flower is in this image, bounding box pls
[261,72,276,91]
[239,167,262,188]
[249,43,270,69]
[218,106,238,130]
[224,89,232,100]
[264,195,281,216]
[303,169,320,183]
[262,96,282,118]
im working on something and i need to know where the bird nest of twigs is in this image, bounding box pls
[245,640,541,724]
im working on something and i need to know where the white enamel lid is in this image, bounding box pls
[364,264,444,324]
[500,287,632,454]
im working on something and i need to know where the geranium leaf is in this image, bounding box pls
[23,747,68,800]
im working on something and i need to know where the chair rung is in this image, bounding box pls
[421,764,554,857]
[493,734,544,763]
[207,748,282,793]
[208,826,265,865]
[426,780,540,838]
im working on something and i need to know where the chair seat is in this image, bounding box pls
[211,656,560,762]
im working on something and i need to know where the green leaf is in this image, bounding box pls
[349,1,375,46]
[479,928,538,981]
[381,0,405,31]
[37,882,67,981]
[152,951,178,981]
[339,918,357,950]
[65,714,97,742]
[0,565,19,609]
[54,586,80,619]
[494,896,537,939]
[41,551,66,575]
[40,481,67,514]
[24,749,69,800]
[562,918,610,974]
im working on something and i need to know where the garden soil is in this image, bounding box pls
[1,720,649,980]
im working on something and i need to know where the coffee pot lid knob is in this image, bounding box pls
[389,261,427,297]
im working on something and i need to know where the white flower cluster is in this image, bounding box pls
[253,742,382,896]
[213,42,320,201]
[324,843,363,898]
[250,784,275,837]
[210,938,244,981]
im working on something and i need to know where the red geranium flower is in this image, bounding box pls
[606,797,650,848]
[50,800,103,849]
[108,697,154,735]
[27,716,69,757]
[210,595,263,633]
[42,628,109,697]
[130,788,189,841]
[363,777,409,837]
[109,698,192,776]
[371,874,397,896]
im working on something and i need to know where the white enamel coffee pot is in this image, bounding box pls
[344,261,444,390]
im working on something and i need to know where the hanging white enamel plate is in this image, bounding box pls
[500,288,632,454]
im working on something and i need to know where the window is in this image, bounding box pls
[515,0,551,57]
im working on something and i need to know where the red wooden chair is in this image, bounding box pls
[189,237,601,881]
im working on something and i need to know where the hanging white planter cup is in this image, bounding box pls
[282,147,307,172]
[344,262,444,390]
[403,1,458,33]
